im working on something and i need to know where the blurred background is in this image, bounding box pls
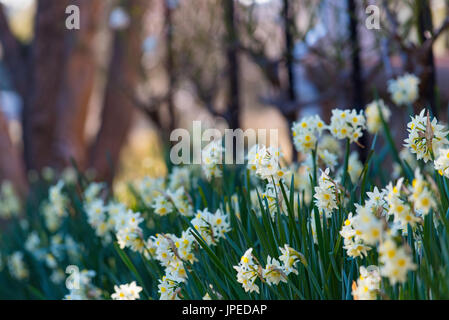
[0,0,448,198]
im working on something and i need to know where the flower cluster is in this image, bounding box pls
[379,238,416,285]
[385,178,420,231]
[191,208,231,245]
[435,148,449,178]
[7,251,29,280]
[314,168,339,218]
[260,180,290,218]
[247,144,285,181]
[404,109,449,163]
[42,181,69,232]
[137,176,164,207]
[329,109,366,143]
[291,115,326,153]
[168,167,191,191]
[365,99,391,134]
[234,245,305,293]
[83,182,136,244]
[352,266,381,300]
[152,187,193,217]
[115,210,145,252]
[234,248,261,293]
[158,276,181,300]
[341,178,420,285]
[111,281,143,300]
[387,73,420,106]
[340,207,376,258]
[148,208,231,300]
[409,169,435,216]
[202,140,224,180]
[150,231,194,287]
[0,181,20,219]
[346,152,363,184]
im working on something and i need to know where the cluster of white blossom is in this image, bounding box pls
[201,140,224,180]
[158,276,181,300]
[0,181,20,219]
[111,281,143,300]
[152,187,193,217]
[115,210,145,253]
[291,115,326,153]
[340,178,420,285]
[7,251,29,280]
[234,245,304,293]
[435,148,449,178]
[191,208,231,246]
[168,167,191,191]
[136,176,165,207]
[151,231,195,285]
[24,229,82,285]
[387,73,420,107]
[314,168,339,218]
[42,181,69,232]
[329,109,366,143]
[352,265,381,300]
[247,144,285,181]
[260,180,290,218]
[83,182,134,244]
[379,238,416,285]
[385,178,420,231]
[409,169,435,216]
[147,208,231,300]
[404,109,449,163]
[337,152,363,184]
[365,99,391,134]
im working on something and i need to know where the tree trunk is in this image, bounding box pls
[89,0,149,184]
[347,0,367,161]
[52,0,105,170]
[165,0,176,136]
[417,0,438,117]
[223,0,241,131]
[25,0,72,171]
[282,0,298,162]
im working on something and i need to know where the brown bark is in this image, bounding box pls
[223,0,241,130]
[52,0,105,170]
[26,0,72,170]
[0,110,27,195]
[89,0,149,183]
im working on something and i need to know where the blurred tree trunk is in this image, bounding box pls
[347,0,367,160]
[165,0,176,136]
[89,0,149,184]
[223,0,241,130]
[25,0,72,171]
[416,0,438,117]
[52,0,105,170]
[0,110,27,195]
[282,0,298,162]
